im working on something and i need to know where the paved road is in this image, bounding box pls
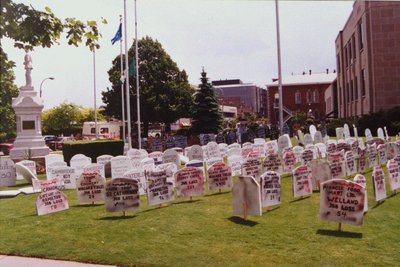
[0,255,116,267]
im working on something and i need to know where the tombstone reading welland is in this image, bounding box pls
[292,165,312,198]
[105,178,139,212]
[260,171,281,208]
[354,174,368,212]
[232,175,262,217]
[77,173,106,203]
[36,180,69,216]
[146,170,174,206]
[372,166,387,202]
[320,179,365,226]
[175,167,204,198]
[207,162,232,191]
[0,158,16,187]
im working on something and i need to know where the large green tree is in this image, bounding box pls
[191,69,223,134]
[0,0,105,140]
[102,36,194,136]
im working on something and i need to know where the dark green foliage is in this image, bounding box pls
[191,69,223,134]
[357,107,400,136]
[62,140,124,164]
[326,117,357,137]
[102,36,194,136]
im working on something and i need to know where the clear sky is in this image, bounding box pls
[3,0,354,110]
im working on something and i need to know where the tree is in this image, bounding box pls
[191,69,223,134]
[102,36,194,136]
[0,0,105,139]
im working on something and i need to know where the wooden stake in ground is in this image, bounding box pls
[338,223,342,232]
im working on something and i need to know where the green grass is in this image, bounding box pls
[1,167,400,267]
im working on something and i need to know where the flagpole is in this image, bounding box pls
[93,49,98,140]
[275,0,284,134]
[134,0,142,149]
[119,15,126,144]
[124,0,132,149]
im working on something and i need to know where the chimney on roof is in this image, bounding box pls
[309,70,312,75]
[302,71,306,75]
[333,69,336,73]
[326,68,329,74]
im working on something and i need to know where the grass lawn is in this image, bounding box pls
[1,167,400,267]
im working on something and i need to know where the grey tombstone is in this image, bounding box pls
[105,178,139,212]
[303,134,313,146]
[146,170,174,206]
[123,168,147,195]
[111,156,133,179]
[260,171,281,208]
[354,174,368,212]
[345,151,356,176]
[52,166,77,190]
[207,162,232,191]
[163,149,180,169]
[387,160,400,192]
[372,166,387,202]
[76,173,106,203]
[187,145,204,161]
[232,175,262,217]
[175,167,204,198]
[36,180,69,216]
[320,179,365,226]
[292,165,312,198]
[70,154,91,176]
[377,128,385,140]
[308,160,331,191]
[314,131,323,144]
[365,128,373,141]
[343,123,351,139]
[315,143,327,158]
[228,155,243,176]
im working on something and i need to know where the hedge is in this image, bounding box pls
[62,140,124,164]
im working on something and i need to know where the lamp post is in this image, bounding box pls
[39,77,55,98]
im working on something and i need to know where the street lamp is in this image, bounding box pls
[39,77,55,98]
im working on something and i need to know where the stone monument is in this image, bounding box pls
[10,47,49,160]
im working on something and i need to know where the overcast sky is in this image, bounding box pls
[3,0,354,110]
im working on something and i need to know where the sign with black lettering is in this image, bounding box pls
[367,144,378,168]
[387,160,400,192]
[263,153,282,173]
[260,171,281,207]
[77,173,106,203]
[0,158,16,187]
[301,149,314,166]
[282,151,296,173]
[123,168,147,195]
[105,178,139,212]
[146,170,174,206]
[372,166,387,202]
[241,157,262,182]
[36,180,69,216]
[52,166,77,190]
[345,151,356,176]
[320,179,365,226]
[354,174,368,212]
[327,151,346,179]
[207,162,232,191]
[228,155,242,176]
[175,167,204,198]
[377,144,387,165]
[292,165,312,198]
[358,148,367,172]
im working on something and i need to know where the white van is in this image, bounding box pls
[82,121,122,140]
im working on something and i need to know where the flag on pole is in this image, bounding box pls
[129,58,135,78]
[111,23,122,45]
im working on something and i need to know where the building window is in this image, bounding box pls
[350,80,354,102]
[337,55,340,73]
[312,90,319,103]
[358,21,363,50]
[347,82,350,103]
[345,46,348,68]
[306,90,312,104]
[354,77,358,100]
[352,35,356,59]
[295,90,301,104]
[361,69,366,96]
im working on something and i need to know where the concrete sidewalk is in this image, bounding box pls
[0,255,116,267]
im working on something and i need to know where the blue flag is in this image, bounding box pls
[111,23,122,45]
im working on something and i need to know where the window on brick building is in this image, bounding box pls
[306,90,312,104]
[337,55,340,73]
[350,80,354,102]
[358,21,364,50]
[361,69,366,96]
[352,36,356,60]
[312,90,319,103]
[295,90,301,104]
[354,78,358,100]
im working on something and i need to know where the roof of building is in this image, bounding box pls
[267,72,337,87]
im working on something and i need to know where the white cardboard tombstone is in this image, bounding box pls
[156,162,178,187]
[70,154,92,176]
[83,163,105,178]
[123,168,147,195]
[372,166,387,202]
[377,144,387,165]
[309,125,317,140]
[301,149,314,166]
[358,148,367,172]
[207,162,232,191]
[206,141,221,159]
[263,153,282,174]
[320,179,365,226]
[345,151,356,176]
[76,173,106,203]
[353,124,359,139]
[146,170,174,206]
[265,140,279,155]
[327,151,346,180]
[387,142,399,160]
[96,154,113,178]
[51,166,77,190]
[105,178,139,212]
[232,175,262,217]
[227,147,242,158]
[282,151,296,173]
[292,165,312,198]
[241,157,262,183]
[228,142,241,150]
[308,160,332,190]
[141,157,155,173]
[111,156,133,179]
[149,151,163,165]
[315,143,327,158]
[16,160,36,181]
[218,143,228,158]
[293,146,304,163]
[228,155,243,177]
[241,144,253,158]
[326,140,337,154]
[377,128,385,140]
[175,167,204,198]
[36,180,69,216]
[260,171,281,208]
[343,124,351,139]
[15,161,37,184]
[46,161,67,180]
[205,157,224,171]
[336,127,344,140]
[365,128,373,141]
[297,130,304,145]
[367,143,378,168]
[387,160,400,192]
[303,134,313,146]
[278,135,291,154]
[354,174,368,212]
[314,131,323,144]
[252,143,266,157]
[163,149,180,169]
[45,154,64,177]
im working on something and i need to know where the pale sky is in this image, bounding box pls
[3,0,354,110]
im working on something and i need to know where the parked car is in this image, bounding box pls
[43,135,57,145]
[48,136,75,151]
[0,143,14,156]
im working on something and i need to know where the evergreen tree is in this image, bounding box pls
[191,69,223,134]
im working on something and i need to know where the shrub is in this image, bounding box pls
[358,106,400,136]
[63,140,124,164]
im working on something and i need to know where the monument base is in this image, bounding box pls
[10,146,50,160]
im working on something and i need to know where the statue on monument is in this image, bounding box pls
[24,46,33,87]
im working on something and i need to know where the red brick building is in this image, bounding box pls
[266,72,336,125]
[335,1,400,118]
